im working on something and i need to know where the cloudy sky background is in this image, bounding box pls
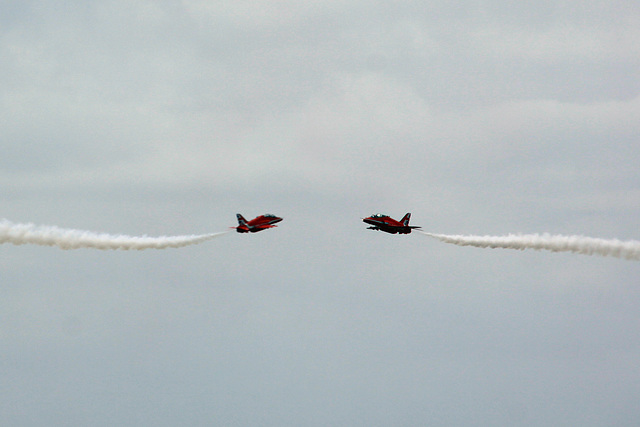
[2,1,640,425]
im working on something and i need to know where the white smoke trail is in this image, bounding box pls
[420,231,640,260]
[0,219,229,250]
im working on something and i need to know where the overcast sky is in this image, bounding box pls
[2,1,640,425]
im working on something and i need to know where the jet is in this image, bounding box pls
[234,213,283,233]
[362,213,421,234]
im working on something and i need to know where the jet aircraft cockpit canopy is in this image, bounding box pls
[370,213,388,218]
[264,214,277,218]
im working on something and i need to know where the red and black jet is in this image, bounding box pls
[234,213,283,233]
[362,213,421,234]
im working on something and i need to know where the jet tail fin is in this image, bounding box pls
[401,213,411,226]
[236,214,247,227]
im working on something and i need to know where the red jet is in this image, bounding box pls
[363,213,421,234]
[234,213,283,233]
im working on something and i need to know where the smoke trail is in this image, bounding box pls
[420,231,640,260]
[0,219,229,250]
